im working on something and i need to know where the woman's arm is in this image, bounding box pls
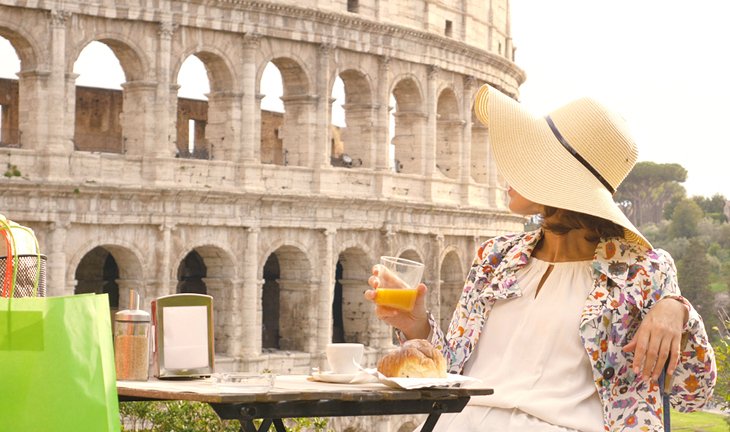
[624,249,717,411]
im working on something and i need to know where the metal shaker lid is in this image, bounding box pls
[115,308,150,322]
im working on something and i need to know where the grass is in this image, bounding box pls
[709,282,728,294]
[671,409,729,431]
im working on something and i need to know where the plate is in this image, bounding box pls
[310,371,359,384]
[377,373,481,389]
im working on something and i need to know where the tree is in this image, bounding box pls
[615,162,687,226]
[677,238,717,332]
[693,194,729,223]
[669,198,704,238]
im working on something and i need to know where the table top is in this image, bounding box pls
[117,375,494,404]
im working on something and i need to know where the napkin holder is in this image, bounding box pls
[151,293,214,379]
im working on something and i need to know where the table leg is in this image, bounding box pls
[237,418,285,432]
[239,420,259,432]
[273,418,287,431]
[419,402,445,432]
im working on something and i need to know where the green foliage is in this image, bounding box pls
[615,161,688,226]
[693,194,729,223]
[3,163,21,178]
[120,401,239,432]
[670,199,704,238]
[120,401,331,432]
[676,239,719,332]
[712,314,730,419]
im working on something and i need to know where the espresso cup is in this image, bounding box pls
[325,343,364,374]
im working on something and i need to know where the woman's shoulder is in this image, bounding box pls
[476,230,538,262]
[597,236,677,269]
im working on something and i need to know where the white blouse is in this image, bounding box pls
[463,257,604,432]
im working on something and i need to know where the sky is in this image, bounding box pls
[509,0,730,199]
[1,1,728,198]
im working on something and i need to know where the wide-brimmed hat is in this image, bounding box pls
[474,84,651,249]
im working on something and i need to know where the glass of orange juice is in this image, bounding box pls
[375,256,424,312]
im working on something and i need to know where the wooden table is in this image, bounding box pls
[118,375,493,432]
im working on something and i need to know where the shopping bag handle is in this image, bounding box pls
[0,217,18,297]
[0,218,42,298]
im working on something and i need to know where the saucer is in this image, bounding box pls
[310,371,358,384]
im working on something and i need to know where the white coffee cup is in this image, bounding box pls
[325,343,364,374]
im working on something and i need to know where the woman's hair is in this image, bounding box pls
[541,206,625,241]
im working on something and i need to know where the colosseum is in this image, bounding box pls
[0,0,525,429]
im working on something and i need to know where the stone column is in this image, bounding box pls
[340,103,376,168]
[226,278,245,358]
[373,56,391,197]
[488,128,501,207]
[279,94,318,167]
[48,220,68,296]
[384,225,396,256]
[314,44,334,168]
[206,91,243,161]
[423,65,439,201]
[120,81,157,157]
[317,228,336,351]
[425,65,439,181]
[242,227,260,356]
[203,277,231,355]
[154,20,177,157]
[429,234,445,324]
[157,223,175,298]
[339,278,370,344]
[63,72,78,149]
[16,70,50,151]
[47,9,72,154]
[116,279,145,310]
[278,279,316,352]
[240,34,261,164]
[461,76,476,205]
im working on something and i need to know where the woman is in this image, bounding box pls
[365,85,716,431]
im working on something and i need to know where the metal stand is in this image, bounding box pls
[211,397,471,432]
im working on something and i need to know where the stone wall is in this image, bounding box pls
[0,1,525,430]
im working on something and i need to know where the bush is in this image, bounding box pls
[120,401,331,432]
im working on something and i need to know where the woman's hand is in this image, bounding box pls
[364,264,431,340]
[622,297,689,382]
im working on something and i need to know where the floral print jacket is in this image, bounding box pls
[428,229,716,431]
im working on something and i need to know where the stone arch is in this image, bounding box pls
[172,49,236,93]
[258,54,314,167]
[261,243,315,352]
[396,248,424,264]
[174,244,236,355]
[332,68,375,169]
[69,238,146,282]
[71,242,144,314]
[69,35,148,81]
[173,49,238,161]
[333,246,371,344]
[436,87,462,179]
[0,25,41,72]
[391,75,425,175]
[70,36,151,155]
[439,248,464,333]
[0,24,45,149]
[260,55,312,98]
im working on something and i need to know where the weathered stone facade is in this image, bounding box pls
[0,0,525,429]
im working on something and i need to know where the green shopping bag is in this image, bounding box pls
[0,293,121,432]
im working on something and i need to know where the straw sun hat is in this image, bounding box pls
[474,84,651,249]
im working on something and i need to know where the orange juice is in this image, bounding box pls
[375,288,418,311]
